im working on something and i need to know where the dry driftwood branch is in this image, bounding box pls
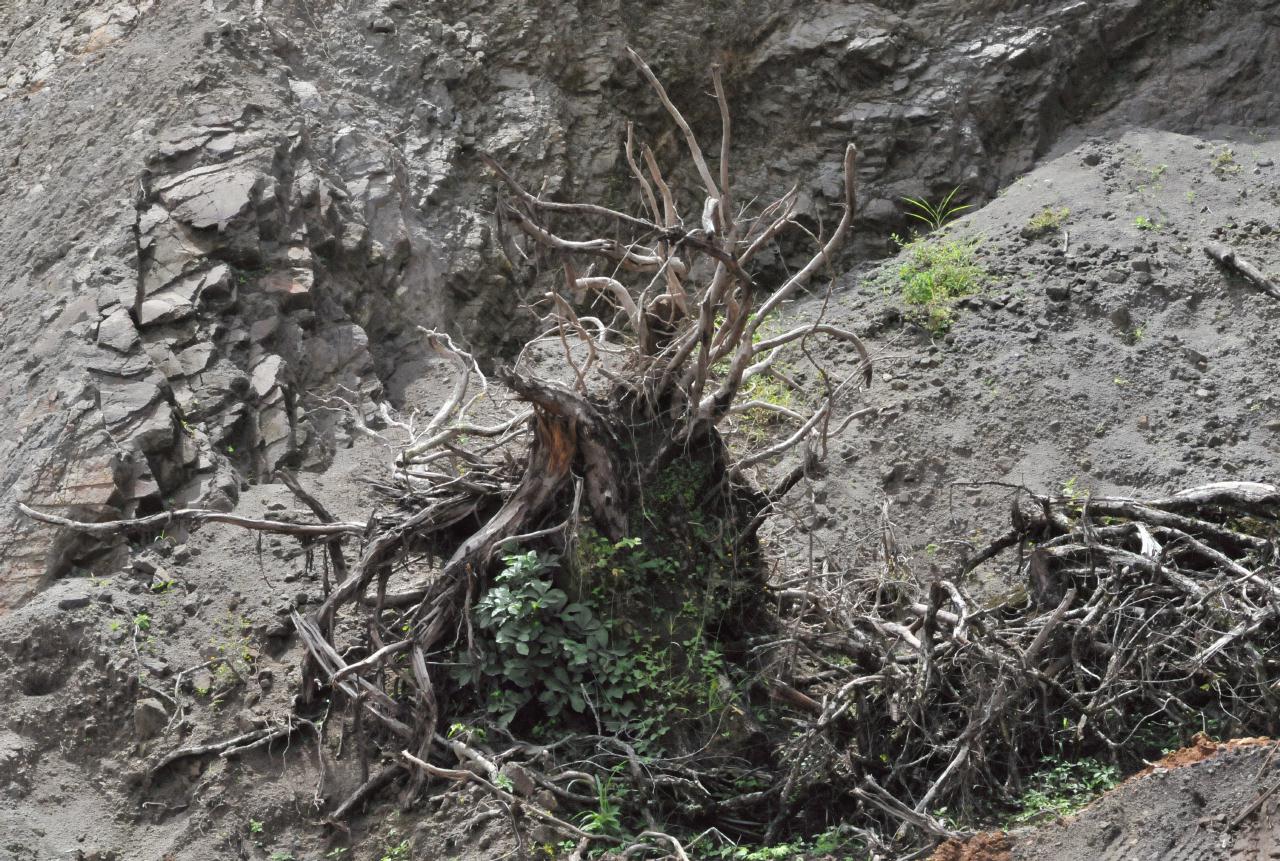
[276,468,349,585]
[1204,242,1280,300]
[625,47,721,205]
[17,500,364,539]
[147,717,316,783]
[400,750,607,843]
[766,480,1278,851]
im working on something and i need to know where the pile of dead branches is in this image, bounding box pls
[761,480,1280,856]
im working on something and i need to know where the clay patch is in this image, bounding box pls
[928,832,1012,861]
[1133,733,1273,779]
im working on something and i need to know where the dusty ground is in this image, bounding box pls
[779,126,1280,589]
[1010,738,1280,861]
[931,737,1280,861]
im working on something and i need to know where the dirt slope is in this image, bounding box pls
[1011,739,1280,861]
[790,126,1280,580]
[2,125,1276,861]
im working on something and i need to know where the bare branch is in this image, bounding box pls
[711,62,734,239]
[17,501,363,539]
[626,47,721,204]
[625,122,663,225]
[480,151,657,232]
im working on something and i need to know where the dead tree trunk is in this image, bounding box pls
[22,50,875,849]
[283,47,871,809]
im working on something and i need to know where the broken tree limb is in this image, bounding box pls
[17,501,364,539]
[399,750,608,843]
[1204,242,1280,300]
[275,468,349,585]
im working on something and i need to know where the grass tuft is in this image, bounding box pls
[890,234,988,334]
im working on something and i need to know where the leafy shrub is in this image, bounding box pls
[1008,756,1120,824]
[461,545,732,747]
[464,550,639,728]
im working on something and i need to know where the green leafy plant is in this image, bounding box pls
[1008,756,1120,825]
[133,613,151,633]
[447,722,485,742]
[462,546,732,747]
[889,234,987,334]
[1134,214,1159,231]
[577,771,625,836]
[1211,146,1240,177]
[379,836,411,861]
[695,826,856,860]
[463,550,641,729]
[902,186,972,232]
[727,371,799,444]
[205,614,257,697]
[248,819,264,835]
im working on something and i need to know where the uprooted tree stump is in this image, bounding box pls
[280,49,874,846]
[19,49,873,851]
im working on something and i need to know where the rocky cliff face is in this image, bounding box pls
[1,0,1277,610]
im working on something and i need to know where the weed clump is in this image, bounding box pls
[1007,756,1120,825]
[890,234,987,334]
[1211,145,1240,177]
[902,186,972,232]
[1022,206,1070,238]
[459,544,734,748]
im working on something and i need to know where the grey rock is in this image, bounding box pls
[138,264,230,326]
[96,308,139,353]
[158,164,260,231]
[500,763,538,797]
[1107,307,1133,330]
[250,355,285,398]
[134,698,169,740]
